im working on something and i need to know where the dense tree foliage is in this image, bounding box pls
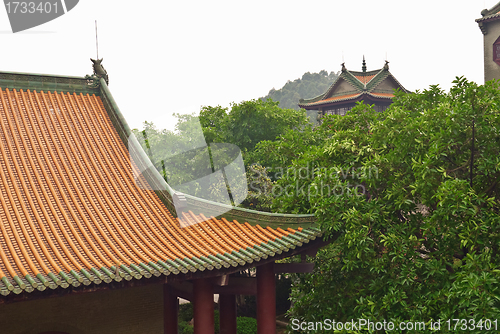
[132,99,308,205]
[134,99,309,159]
[133,75,500,333]
[264,78,500,333]
[199,99,309,152]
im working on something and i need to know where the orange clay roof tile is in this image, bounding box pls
[354,74,376,84]
[305,93,361,106]
[0,84,321,296]
[369,92,394,97]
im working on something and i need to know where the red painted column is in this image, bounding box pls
[257,261,276,334]
[219,294,237,334]
[193,278,214,334]
[163,284,179,334]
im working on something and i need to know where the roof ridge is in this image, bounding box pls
[299,92,328,105]
[349,69,380,76]
[370,70,409,94]
[0,70,86,80]
[300,73,344,104]
[0,71,100,94]
[476,2,500,24]
[0,73,322,298]
[365,68,388,91]
[482,2,500,18]
[341,71,365,91]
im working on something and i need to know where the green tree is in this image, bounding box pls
[271,78,500,333]
[224,99,309,152]
[132,100,308,205]
[199,105,228,144]
[240,164,275,212]
[247,122,322,178]
[132,115,214,196]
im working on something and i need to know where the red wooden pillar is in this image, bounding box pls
[219,294,237,334]
[257,261,275,334]
[193,278,214,334]
[163,284,179,334]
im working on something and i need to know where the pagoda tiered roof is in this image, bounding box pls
[298,59,408,110]
[0,71,320,297]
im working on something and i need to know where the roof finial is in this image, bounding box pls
[341,62,346,72]
[362,55,366,73]
[90,20,109,85]
[90,58,109,85]
[384,60,389,70]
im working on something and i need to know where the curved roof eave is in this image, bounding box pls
[0,71,322,298]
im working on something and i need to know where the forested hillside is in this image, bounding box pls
[260,70,339,110]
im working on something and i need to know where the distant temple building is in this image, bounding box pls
[298,58,408,117]
[477,1,500,82]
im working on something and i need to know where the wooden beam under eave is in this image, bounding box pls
[212,274,229,286]
[169,281,193,301]
[213,277,256,295]
[170,277,258,298]
[274,263,314,273]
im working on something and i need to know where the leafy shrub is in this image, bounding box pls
[178,320,193,334]
[214,309,220,334]
[237,317,257,334]
[178,303,194,323]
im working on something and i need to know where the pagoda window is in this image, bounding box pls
[494,35,500,66]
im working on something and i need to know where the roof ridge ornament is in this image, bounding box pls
[86,21,109,86]
[384,60,389,70]
[341,62,346,72]
[362,55,367,73]
[84,73,100,88]
[90,58,109,85]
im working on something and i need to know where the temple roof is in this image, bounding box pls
[477,2,500,23]
[298,60,408,109]
[476,2,500,34]
[0,71,320,297]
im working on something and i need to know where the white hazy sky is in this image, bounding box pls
[0,0,498,131]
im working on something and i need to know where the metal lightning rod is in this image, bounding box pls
[95,20,99,59]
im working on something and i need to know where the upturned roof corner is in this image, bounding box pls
[476,1,500,34]
[0,63,321,298]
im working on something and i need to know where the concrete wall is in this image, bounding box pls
[483,19,500,82]
[0,283,164,334]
